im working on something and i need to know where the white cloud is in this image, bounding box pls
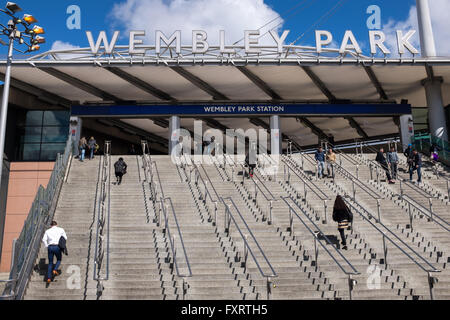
[383,1,450,57]
[50,41,84,59]
[109,0,283,45]
[51,40,80,51]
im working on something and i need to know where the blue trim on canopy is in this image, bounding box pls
[71,103,412,117]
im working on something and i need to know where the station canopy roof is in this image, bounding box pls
[1,46,450,149]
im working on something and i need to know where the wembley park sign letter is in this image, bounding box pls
[86,29,419,57]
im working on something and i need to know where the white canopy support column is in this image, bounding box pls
[423,77,448,139]
[169,115,180,156]
[270,115,282,155]
[399,114,414,150]
[417,0,449,140]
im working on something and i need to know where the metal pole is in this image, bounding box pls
[0,35,14,190]
[289,207,293,236]
[313,237,319,271]
[447,180,450,201]
[352,181,356,201]
[370,163,373,180]
[428,272,436,300]
[429,198,433,222]
[323,200,327,224]
[214,201,218,227]
[408,203,414,232]
[269,200,273,225]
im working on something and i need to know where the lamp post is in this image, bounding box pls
[0,2,44,189]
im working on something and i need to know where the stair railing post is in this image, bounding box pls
[348,275,356,300]
[447,180,450,201]
[356,165,359,180]
[254,180,258,202]
[214,201,218,227]
[289,207,293,236]
[301,152,304,170]
[244,235,248,271]
[408,202,414,232]
[304,181,307,201]
[267,277,272,300]
[268,200,273,225]
[376,166,380,184]
[369,163,373,180]
[429,198,434,222]
[288,166,291,183]
[323,200,328,224]
[428,272,436,300]
[313,236,319,271]
[352,181,356,201]
[204,181,208,204]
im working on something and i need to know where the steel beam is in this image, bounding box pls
[152,118,169,129]
[236,66,282,100]
[301,66,336,101]
[170,66,229,100]
[345,116,369,139]
[297,117,329,140]
[105,118,168,147]
[38,67,123,102]
[364,66,388,100]
[0,72,72,108]
[105,67,176,102]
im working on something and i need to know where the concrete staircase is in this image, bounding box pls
[21,152,450,300]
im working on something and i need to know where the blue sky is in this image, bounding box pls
[0,0,439,56]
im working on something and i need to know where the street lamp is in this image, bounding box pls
[0,2,45,190]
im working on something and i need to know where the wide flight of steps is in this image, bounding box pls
[21,151,450,300]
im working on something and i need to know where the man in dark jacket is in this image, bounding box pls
[409,150,422,183]
[114,158,128,185]
[404,144,414,170]
[376,148,394,184]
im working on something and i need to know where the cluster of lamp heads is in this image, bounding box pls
[0,2,45,53]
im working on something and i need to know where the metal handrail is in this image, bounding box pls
[400,194,450,233]
[161,197,193,279]
[282,158,329,201]
[221,197,277,299]
[222,197,277,276]
[280,196,360,299]
[1,137,73,300]
[332,159,383,200]
[368,159,436,198]
[93,142,111,287]
[193,164,220,225]
[249,168,276,201]
[341,196,441,300]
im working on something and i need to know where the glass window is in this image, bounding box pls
[21,144,41,161]
[25,111,43,126]
[17,110,70,161]
[23,127,42,143]
[40,144,66,161]
[43,111,69,126]
[42,127,69,143]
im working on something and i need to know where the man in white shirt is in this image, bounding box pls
[42,221,67,284]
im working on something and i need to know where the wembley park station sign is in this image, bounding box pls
[85,29,420,57]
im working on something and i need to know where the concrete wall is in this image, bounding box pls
[0,162,54,273]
